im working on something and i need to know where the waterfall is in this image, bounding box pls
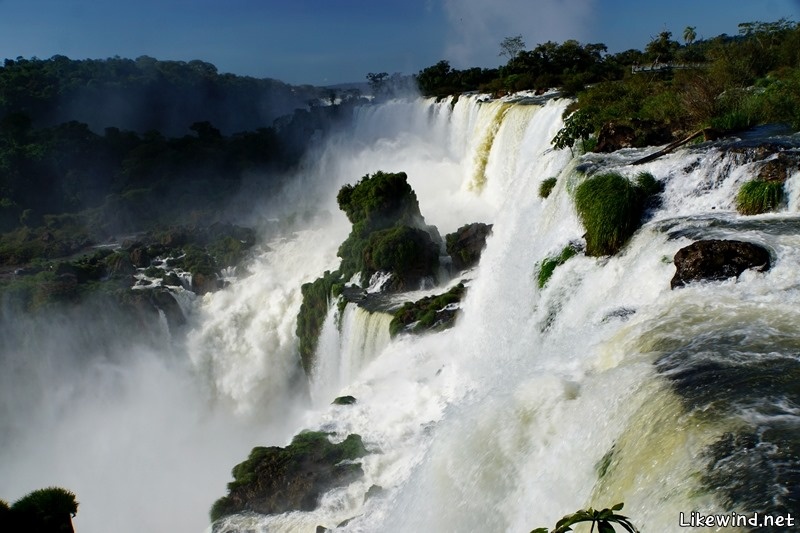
[310,303,393,406]
[2,92,798,533]
[216,94,800,532]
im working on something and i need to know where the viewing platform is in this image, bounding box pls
[632,62,707,73]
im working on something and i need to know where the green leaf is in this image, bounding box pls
[611,503,624,511]
[598,521,616,533]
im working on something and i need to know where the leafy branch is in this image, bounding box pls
[551,109,594,155]
[531,503,640,533]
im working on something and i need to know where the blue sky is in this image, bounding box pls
[0,0,798,86]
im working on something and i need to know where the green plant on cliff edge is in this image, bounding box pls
[531,502,639,533]
[539,177,558,199]
[574,172,659,256]
[296,270,343,375]
[537,245,579,288]
[735,179,785,215]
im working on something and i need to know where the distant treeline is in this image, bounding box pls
[416,19,800,105]
[0,55,328,135]
[0,56,371,245]
[417,19,800,150]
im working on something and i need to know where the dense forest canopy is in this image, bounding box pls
[0,55,327,135]
[0,55,370,270]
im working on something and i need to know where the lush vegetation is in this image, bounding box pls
[1,486,78,533]
[336,171,427,278]
[537,245,580,288]
[335,170,439,288]
[735,179,785,215]
[210,431,368,523]
[416,19,800,151]
[389,282,465,337]
[574,172,659,256]
[0,112,314,237]
[0,55,329,134]
[555,20,800,150]
[362,225,439,287]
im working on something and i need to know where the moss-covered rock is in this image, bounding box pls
[445,223,493,271]
[336,171,424,228]
[332,395,357,405]
[362,225,439,291]
[210,431,368,523]
[389,283,465,337]
[574,172,660,256]
[336,171,434,281]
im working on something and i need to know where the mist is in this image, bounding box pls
[0,289,305,532]
[441,0,596,68]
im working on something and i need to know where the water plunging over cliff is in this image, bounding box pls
[2,93,798,533]
[214,94,800,532]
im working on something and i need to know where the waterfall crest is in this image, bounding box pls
[218,94,800,532]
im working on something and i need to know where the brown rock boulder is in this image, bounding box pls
[445,222,493,271]
[671,239,770,289]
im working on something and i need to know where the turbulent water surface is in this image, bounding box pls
[2,94,799,533]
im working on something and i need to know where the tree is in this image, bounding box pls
[499,35,526,59]
[366,72,389,96]
[645,31,680,62]
[683,26,697,45]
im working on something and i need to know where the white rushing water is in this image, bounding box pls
[2,93,798,533]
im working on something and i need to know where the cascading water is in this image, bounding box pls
[215,94,800,532]
[2,91,798,533]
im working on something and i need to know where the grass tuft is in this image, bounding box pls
[735,180,785,215]
[537,245,579,288]
[539,177,558,199]
[574,172,658,256]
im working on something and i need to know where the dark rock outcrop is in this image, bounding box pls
[671,239,770,289]
[758,153,799,182]
[445,223,493,271]
[129,246,151,268]
[191,272,221,295]
[210,432,368,523]
[595,120,673,153]
[332,396,357,405]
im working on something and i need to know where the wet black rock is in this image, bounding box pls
[671,239,770,289]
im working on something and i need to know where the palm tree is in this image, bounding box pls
[683,26,697,45]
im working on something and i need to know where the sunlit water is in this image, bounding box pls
[2,94,799,533]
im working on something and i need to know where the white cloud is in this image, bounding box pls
[441,0,597,67]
